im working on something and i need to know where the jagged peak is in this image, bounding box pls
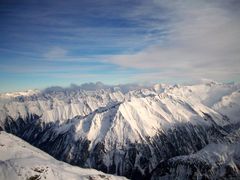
[0,89,40,98]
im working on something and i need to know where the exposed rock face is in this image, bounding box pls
[151,127,240,180]
[0,82,240,179]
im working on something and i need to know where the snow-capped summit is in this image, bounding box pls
[0,89,40,98]
[0,82,240,179]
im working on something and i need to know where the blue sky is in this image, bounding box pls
[0,0,240,92]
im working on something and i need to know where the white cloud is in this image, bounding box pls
[105,0,240,82]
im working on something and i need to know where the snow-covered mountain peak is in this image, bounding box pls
[0,82,240,179]
[0,82,239,125]
[164,82,240,106]
[152,83,170,93]
[52,90,232,153]
[0,89,40,98]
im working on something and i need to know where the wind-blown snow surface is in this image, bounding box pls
[0,82,240,179]
[0,131,127,180]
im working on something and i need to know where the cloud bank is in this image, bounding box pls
[105,0,240,82]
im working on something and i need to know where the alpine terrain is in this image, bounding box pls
[0,82,240,179]
[0,131,127,180]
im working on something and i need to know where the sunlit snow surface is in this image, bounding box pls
[0,131,127,180]
[0,82,240,179]
[0,82,239,145]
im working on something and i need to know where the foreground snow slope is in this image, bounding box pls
[0,131,127,180]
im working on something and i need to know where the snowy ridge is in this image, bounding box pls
[0,88,125,125]
[213,90,240,123]
[0,82,240,179]
[151,125,240,179]
[0,89,40,98]
[0,82,239,125]
[165,82,240,106]
[71,93,227,150]
[0,131,127,180]
[151,142,240,179]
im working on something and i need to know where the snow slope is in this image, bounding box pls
[213,90,240,123]
[0,131,127,180]
[151,142,240,180]
[71,92,227,150]
[0,82,240,179]
[0,88,125,126]
[1,82,239,126]
[151,126,240,180]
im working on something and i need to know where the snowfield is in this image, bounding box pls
[0,131,127,180]
[0,82,239,179]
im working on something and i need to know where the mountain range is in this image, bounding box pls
[0,82,240,179]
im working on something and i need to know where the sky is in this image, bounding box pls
[0,0,240,92]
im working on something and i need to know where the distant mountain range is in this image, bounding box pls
[0,82,240,179]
